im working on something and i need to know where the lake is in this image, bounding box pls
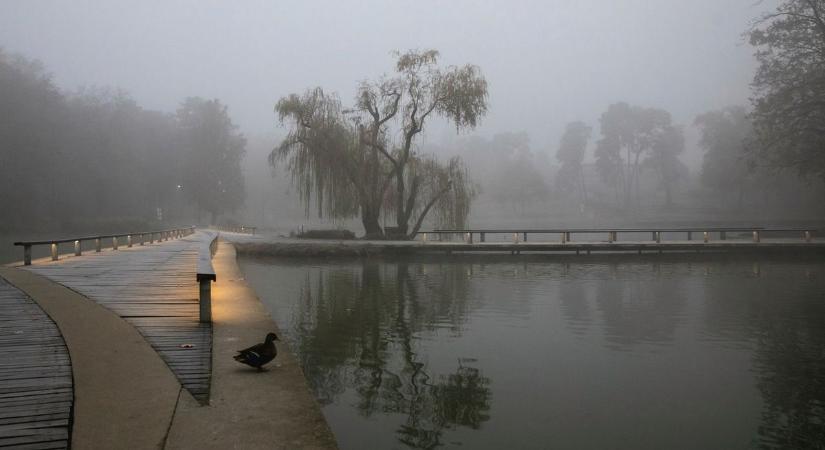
[239,255,825,450]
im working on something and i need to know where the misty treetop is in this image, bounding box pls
[271,49,487,239]
[177,97,246,223]
[695,106,754,207]
[748,0,825,184]
[693,105,817,211]
[441,132,550,215]
[556,121,592,205]
[0,48,246,233]
[594,102,686,208]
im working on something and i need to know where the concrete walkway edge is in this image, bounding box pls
[165,239,338,449]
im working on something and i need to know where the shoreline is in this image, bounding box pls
[233,239,825,259]
[166,238,338,449]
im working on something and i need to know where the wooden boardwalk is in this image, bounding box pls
[0,277,72,450]
[24,232,214,403]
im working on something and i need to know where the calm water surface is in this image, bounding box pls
[239,256,825,450]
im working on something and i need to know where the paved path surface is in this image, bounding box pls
[0,276,71,450]
[166,239,337,449]
[0,267,181,450]
[22,232,214,403]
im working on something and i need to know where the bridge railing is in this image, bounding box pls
[417,227,817,244]
[13,226,196,265]
[196,233,218,323]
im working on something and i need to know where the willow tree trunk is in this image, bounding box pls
[361,205,383,239]
[395,168,409,236]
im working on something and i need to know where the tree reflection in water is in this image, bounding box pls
[700,262,825,449]
[557,259,825,448]
[243,256,825,448]
[754,321,825,449]
[289,261,491,449]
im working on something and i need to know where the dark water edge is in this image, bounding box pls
[239,254,825,450]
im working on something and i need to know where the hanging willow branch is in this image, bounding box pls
[269,88,363,219]
[405,155,477,236]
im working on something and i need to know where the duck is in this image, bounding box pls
[233,332,279,370]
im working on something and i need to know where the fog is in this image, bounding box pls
[2,0,823,246]
[1,1,760,145]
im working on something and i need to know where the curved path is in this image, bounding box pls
[2,230,336,449]
[0,277,72,449]
[0,267,181,449]
[22,232,214,402]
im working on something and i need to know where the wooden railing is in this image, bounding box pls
[213,225,256,235]
[418,227,817,244]
[196,234,218,323]
[13,226,196,265]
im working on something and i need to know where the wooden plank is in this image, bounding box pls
[0,419,69,433]
[0,429,69,446]
[0,410,70,426]
[1,441,69,450]
[0,397,72,409]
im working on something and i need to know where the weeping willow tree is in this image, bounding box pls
[271,49,486,239]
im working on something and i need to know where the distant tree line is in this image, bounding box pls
[546,0,825,217]
[554,98,822,215]
[0,49,246,233]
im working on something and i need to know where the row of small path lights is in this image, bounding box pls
[14,226,196,265]
[15,227,218,325]
[419,228,816,244]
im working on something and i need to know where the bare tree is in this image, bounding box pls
[272,50,487,239]
[356,50,488,237]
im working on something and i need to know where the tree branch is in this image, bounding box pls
[362,138,398,167]
[804,0,825,38]
[403,175,420,223]
[378,91,402,126]
[408,180,452,238]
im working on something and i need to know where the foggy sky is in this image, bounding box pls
[0,0,774,158]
